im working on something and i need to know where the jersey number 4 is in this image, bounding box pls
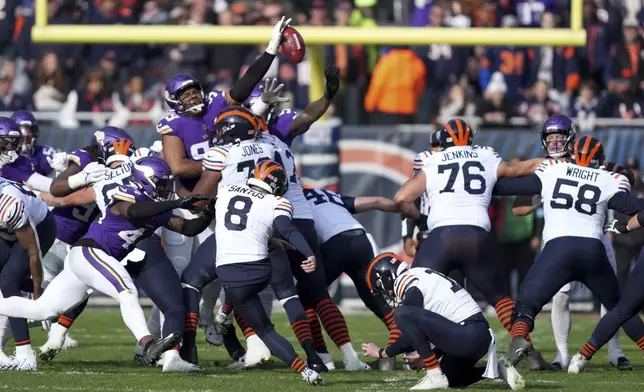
[550,179,600,216]
[438,161,486,195]
[224,195,253,231]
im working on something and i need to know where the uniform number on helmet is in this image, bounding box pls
[224,195,253,231]
[437,161,486,195]
[550,179,600,216]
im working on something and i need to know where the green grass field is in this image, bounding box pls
[1,308,644,392]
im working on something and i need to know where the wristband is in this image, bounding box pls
[378,348,385,358]
[68,172,87,190]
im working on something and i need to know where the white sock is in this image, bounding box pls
[551,291,571,365]
[16,344,34,358]
[339,343,359,361]
[147,306,161,338]
[603,304,625,361]
[199,281,221,325]
[48,323,69,345]
[117,291,151,341]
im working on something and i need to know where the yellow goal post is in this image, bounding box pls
[32,0,586,106]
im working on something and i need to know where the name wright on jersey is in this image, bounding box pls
[566,166,599,182]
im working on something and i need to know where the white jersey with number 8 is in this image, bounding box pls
[535,159,630,244]
[421,146,501,232]
[215,184,294,266]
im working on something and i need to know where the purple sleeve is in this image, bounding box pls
[68,149,93,169]
[156,111,182,137]
[206,89,228,115]
[33,145,54,176]
[1,156,35,183]
[269,110,297,146]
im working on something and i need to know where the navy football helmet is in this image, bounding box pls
[213,106,261,145]
[438,118,473,150]
[573,136,605,169]
[366,253,406,307]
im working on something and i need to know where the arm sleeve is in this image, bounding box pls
[125,199,180,220]
[340,195,356,214]
[272,215,314,258]
[0,194,27,230]
[26,173,54,193]
[202,147,229,172]
[229,51,276,103]
[493,175,542,196]
[179,215,213,236]
[607,192,644,216]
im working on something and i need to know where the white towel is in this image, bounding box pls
[482,328,499,379]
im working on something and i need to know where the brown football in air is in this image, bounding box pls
[279,26,306,64]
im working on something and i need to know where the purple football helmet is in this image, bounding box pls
[541,114,576,159]
[11,110,38,156]
[164,73,205,115]
[131,156,175,201]
[0,117,22,167]
[92,126,134,159]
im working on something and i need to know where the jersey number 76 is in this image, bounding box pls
[437,161,486,195]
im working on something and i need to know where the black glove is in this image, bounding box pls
[202,197,216,218]
[324,65,340,101]
[605,219,629,234]
[177,195,209,210]
[415,214,429,232]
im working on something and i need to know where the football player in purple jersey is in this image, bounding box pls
[0,116,55,193]
[11,110,55,177]
[0,157,212,366]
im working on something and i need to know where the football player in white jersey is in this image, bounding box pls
[572,204,644,372]
[0,175,56,370]
[393,118,549,370]
[215,160,324,385]
[304,188,400,369]
[511,114,631,371]
[491,136,644,370]
[362,253,524,391]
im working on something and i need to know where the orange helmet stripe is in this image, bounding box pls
[365,252,397,292]
[254,160,282,181]
[575,136,602,167]
[444,119,470,146]
[216,108,259,129]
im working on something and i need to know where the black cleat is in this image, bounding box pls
[142,332,183,366]
[222,324,246,361]
[505,336,531,366]
[551,362,563,371]
[526,346,552,371]
[612,357,633,371]
[307,355,328,373]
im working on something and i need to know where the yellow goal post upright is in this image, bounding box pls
[32,0,585,108]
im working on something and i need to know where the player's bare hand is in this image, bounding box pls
[39,192,58,207]
[361,343,381,358]
[301,256,316,273]
[403,353,423,371]
[403,238,417,257]
[260,78,289,105]
[529,236,541,250]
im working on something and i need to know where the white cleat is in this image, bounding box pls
[202,323,223,346]
[317,352,335,370]
[343,357,371,372]
[0,351,17,369]
[243,335,271,367]
[568,353,588,374]
[62,334,79,349]
[162,350,205,373]
[498,356,525,390]
[409,368,449,390]
[5,352,39,371]
[227,356,247,370]
[38,339,64,362]
[301,367,326,386]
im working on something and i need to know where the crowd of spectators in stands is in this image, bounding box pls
[1,0,643,128]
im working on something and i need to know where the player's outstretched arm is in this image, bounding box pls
[394,172,426,220]
[190,170,222,199]
[289,65,340,137]
[164,214,212,237]
[25,172,53,193]
[225,17,290,105]
[40,187,96,207]
[511,195,540,216]
[349,196,399,214]
[15,223,43,300]
[110,195,208,220]
[493,175,542,196]
[162,135,203,178]
[497,157,545,178]
[272,215,315,259]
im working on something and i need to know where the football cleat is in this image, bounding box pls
[505,336,531,366]
[568,353,588,374]
[0,351,16,369]
[62,334,79,349]
[5,351,38,371]
[409,368,449,390]
[498,356,525,390]
[343,357,371,372]
[141,332,183,366]
[301,367,326,386]
[307,354,328,373]
[202,323,223,346]
[526,346,551,371]
[162,350,205,373]
[317,352,335,371]
[610,357,632,371]
[551,362,563,371]
[243,334,271,367]
[221,324,246,361]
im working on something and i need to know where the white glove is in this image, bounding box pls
[250,78,290,116]
[150,140,163,154]
[68,162,107,190]
[266,16,292,55]
[47,152,70,173]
